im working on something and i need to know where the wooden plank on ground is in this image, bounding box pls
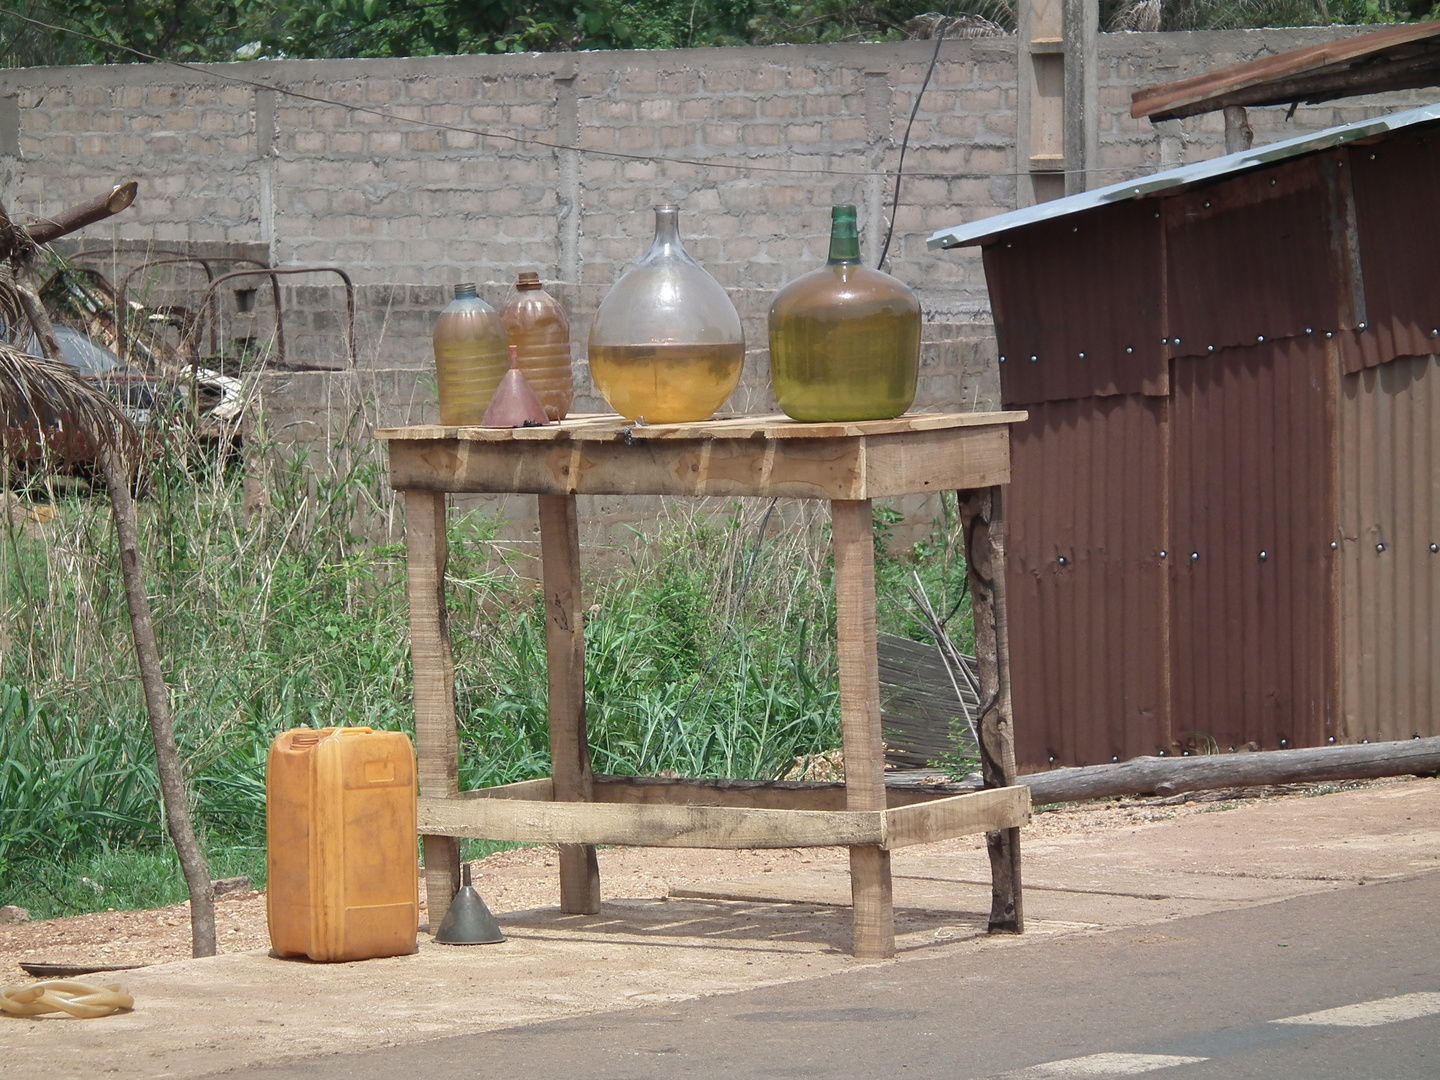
[416,796,885,848]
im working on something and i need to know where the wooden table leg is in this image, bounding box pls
[404,490,462,932]
[538,493,601,914]
[831,498,894,959]
[960,486,1024,934]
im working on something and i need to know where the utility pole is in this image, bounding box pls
[1017,0,1098,205]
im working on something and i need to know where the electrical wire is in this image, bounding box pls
[875,19,949,270]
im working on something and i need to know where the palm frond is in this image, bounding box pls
[0,338,137,456]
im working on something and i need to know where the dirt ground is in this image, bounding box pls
[0,777,1410,982]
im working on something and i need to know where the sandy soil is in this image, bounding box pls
[0,777,1399,982]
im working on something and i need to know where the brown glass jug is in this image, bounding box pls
[768,206,921,422]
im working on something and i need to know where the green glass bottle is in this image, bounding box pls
[768,206,921,422]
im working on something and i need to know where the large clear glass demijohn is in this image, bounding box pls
[588,204,745,424]
[768,205,920,422]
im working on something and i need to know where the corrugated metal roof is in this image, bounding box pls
[1131,23,1440,121]
[926,100,1440,251]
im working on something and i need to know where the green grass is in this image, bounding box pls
[9,845,267,922]
[0,410,969,919]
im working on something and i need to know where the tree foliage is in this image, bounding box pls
[2,0,1437,73]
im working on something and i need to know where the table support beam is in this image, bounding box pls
[404,490,462,932]
[961,486,1024,934]
[832,498,895,959]
[538,493,601,914]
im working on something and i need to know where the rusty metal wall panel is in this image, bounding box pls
[1164,155,1344,360]
[1337,352,1440,742]
[1169,338,1337,752]
[1006,396,1170,771]
[985,199,1166,407]
[1347,136,1440,370]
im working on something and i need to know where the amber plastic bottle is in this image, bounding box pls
[500,272,573,421]
[588,205,745,424]
[768,206,921,422]
[433,282,507,425]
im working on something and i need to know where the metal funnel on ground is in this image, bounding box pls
[482,345,551,428]
[434,863,505,945]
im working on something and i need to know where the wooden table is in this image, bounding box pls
[379,411,1030,959]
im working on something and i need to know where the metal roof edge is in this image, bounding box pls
[926,100,1440,251]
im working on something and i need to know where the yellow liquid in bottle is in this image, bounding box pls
[769,264,920,422]
[588,342,745,423]
[501,288,574,421]
[434,298,507,426]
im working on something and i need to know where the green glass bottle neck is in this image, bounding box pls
[827,207,861,265]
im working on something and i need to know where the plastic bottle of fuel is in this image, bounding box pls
[433,282,507,425]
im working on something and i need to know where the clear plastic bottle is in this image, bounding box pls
[433,282,507,426]
[768,205,921,422]
[500,272,574,421]
[588,204,745,424]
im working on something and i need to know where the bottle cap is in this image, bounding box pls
[516,272,541,288]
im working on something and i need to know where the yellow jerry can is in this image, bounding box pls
[266,727,419,962]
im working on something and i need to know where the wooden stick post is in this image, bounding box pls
[960,487,1024,934]
[831,498,894,959]
[538,494,601,914]
[404,490,462,932]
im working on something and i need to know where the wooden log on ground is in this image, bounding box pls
[1022,737,1440,804]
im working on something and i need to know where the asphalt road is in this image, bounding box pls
[226,873,1438,1080]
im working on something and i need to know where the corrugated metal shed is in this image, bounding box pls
[934,105,1440,769]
